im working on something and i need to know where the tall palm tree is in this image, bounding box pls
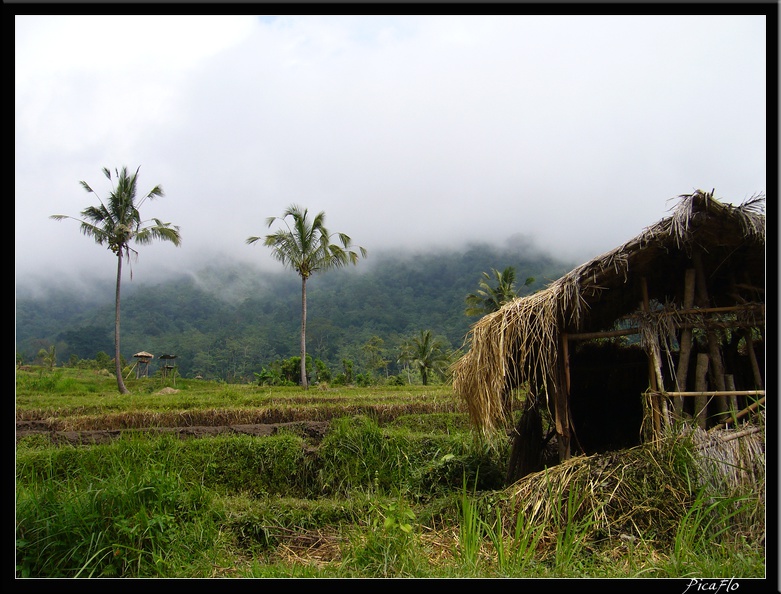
[399,330,451,386]
[51,166,181,394]
[465,266,534,316]
[247,205,366,389]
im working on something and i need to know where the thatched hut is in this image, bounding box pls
[452,190,765,484]
[132,351,154,378]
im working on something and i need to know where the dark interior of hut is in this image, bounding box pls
[679,333,765,424]
[567,331,764,456]
[568,341,649,455]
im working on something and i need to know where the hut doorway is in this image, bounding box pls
[568,341,646,455]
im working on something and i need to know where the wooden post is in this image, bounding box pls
[694,353,709,430]
[674,268,696,419]
[723,374,739,425]
[555,336,571,461]
[641,277,664,436]
[692,251,727,420]
[745,333,764,390]
[562,333,571,396]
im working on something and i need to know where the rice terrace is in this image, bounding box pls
[15,192,768,583]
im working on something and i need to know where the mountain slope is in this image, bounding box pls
[16,242,574,382]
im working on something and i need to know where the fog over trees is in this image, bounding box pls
[16,241,574,384]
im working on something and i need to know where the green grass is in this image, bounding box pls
[15,366,766,579]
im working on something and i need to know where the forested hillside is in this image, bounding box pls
[16,241,574,383]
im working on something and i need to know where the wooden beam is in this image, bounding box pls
[670,304,764,316]
[565,303,764,342]
[700,425,762,444]
[649,390,764,397]
[733,283,765,293]
[567,328,638,341]
[641,276,663,436]
[711,397,766,431]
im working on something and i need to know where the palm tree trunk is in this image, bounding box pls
[300,276,308,389]
[115,253,129,394]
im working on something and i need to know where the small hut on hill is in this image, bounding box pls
[452,190,766,484]
[132,351,154,378]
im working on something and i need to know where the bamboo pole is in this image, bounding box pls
[126,361,138,380]
[567,328,638,340]
[674,268,696,419]
[698,425,762,447]
[562,332,571,396]
[745,333,764,390]
[724,374,739,419]
[693,251,727,419]
[555,336,571,462]
[651,390,764,398]
[694,353,709,430]
[565,301,765,343]
[711,396,766,431]
[717,426,762,442]
[671,304,764,315]
[641,277,664,436]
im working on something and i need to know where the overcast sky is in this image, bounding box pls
[15,14,767,291]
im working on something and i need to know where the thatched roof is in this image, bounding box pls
[452,190,766,437]
[133,351,154,359]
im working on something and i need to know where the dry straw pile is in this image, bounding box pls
[501,415,765,555]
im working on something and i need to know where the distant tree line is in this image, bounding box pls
[17,243,572,385]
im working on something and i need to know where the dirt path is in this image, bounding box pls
[15,420,331,447]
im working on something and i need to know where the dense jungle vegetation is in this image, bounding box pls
[16,241,574,383]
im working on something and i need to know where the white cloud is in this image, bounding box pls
[15,14,767,287]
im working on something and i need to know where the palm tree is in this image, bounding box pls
[247,205,366,389]
[362,335,389,378]
[399,330,451,386]
[397,340,414,384]
[51,166,181,394]
[465,266,534,316]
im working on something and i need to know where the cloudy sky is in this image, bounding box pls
[15,14,767,290]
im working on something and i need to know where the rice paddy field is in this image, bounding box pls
[15,366,770,587]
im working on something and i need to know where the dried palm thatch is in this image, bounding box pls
[502,419,765,553]
[689,409,766,499]
[452,190,765,441]
[451,288,563,438]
